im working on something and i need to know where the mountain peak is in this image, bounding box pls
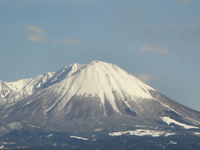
[90,60,103,64]
[90,60,110,65]
[51,60,155,115]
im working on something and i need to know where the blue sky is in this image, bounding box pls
[0,0,200,111]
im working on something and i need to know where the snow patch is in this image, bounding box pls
[27,124,41,128]
[70,136,88,141]
[93,128,102,132]
[47,134,53,138]
[0,142,16,145]
[7,122,22,130]
[168,140,177,145]
[109,129,175,137]
[164,133,176,137]
[194,132,200,135]
[162,116,199,129]
[0,145,4,149]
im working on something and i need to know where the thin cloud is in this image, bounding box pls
[54,38,79,45]
[26,26,46,43]
[135,73,156,83]
[140,44,171,54]
[178,0,192,4]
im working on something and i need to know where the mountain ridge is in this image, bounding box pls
[0,61,155,107]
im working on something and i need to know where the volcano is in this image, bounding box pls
[0,61,199,137]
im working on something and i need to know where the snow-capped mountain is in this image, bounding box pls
[0,61,153,106]
[0,61,199,136]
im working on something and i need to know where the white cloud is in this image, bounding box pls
[26,26,46,43]
[135,73,155,83]
[140,44,171,54]
[27,26,45,34]
[27,33,45,43]
[54,38,79,45]
[178,0,192,4]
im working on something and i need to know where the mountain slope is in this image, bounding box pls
[0,61,199,135]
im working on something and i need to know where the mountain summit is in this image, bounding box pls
[0,61,199,136]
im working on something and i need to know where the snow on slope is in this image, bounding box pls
[43,61,155,114]
[0,62,88,105]
[0,72,55,104]
[162,116,199,129]
[59,61,155,100]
